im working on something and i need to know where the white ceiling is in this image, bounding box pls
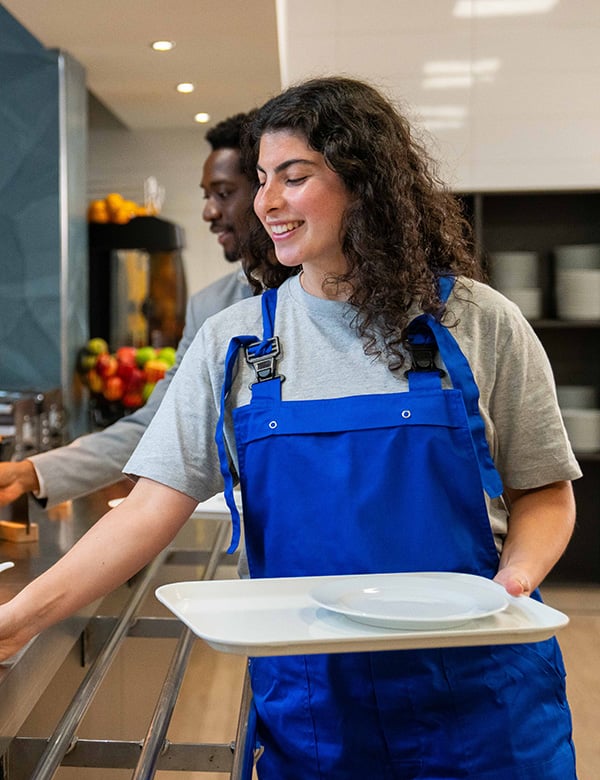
[3,0,597,192]
[2,0,282,129]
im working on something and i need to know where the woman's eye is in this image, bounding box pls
[287,177,306,186]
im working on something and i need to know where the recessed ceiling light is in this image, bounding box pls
[176,83,195,94]
[194,112,211,124]
[151,40,175,52]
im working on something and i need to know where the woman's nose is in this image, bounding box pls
[256,181,282,213]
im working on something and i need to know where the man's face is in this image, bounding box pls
[201,148,254,263]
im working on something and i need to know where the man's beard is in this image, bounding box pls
[224,246,241,263]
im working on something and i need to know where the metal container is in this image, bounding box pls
[0,391,39,459]
[0,433,29,524]
[0,388,64,457]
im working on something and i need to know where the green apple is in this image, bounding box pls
[142,382,156,402]
[87,337,109,355]
[135,346,157,368]
[157,346,176,368]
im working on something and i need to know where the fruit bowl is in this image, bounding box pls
[77,338,176,428]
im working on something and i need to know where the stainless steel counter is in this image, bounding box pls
[0,481,132,757]
[0,484,252,778]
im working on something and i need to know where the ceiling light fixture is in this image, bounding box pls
[176,83,195,94]
[422,58,500,89]
[424,59,500,76]
[151,40,175,52]
[413,105,468,132]
[194,112,211,124]
[423,76,473,89]
[453,0,558,17]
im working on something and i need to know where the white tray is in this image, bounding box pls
[109,491,241,521]
[155,572,569,657]
[190,491,241,520]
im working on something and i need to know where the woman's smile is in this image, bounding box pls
[269,220,304,237]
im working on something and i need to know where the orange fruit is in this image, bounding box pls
[105,192,124,213]
[87,200,110,222]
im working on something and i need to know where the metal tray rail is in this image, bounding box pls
[2,518,254,780]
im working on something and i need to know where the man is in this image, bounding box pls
[0,112,254,508]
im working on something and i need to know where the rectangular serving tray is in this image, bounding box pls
[155,573,569,657]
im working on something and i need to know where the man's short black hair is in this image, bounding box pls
[205,111,256,151]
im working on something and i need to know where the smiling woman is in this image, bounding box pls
[0,76,581,780]
[254,130,352,296]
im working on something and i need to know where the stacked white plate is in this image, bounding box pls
[488,251,542,319]
[561,409,600,453]
[557,384,600,453]
[554,244,600,320]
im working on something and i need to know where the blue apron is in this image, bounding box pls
[216,277,576,779]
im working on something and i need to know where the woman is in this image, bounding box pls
[0,77,580,778]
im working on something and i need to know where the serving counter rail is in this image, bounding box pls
[0,486,251,779]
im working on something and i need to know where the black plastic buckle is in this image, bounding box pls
[245,337,283,384]
[405,342,446,377]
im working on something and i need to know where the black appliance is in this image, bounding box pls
[89,216,188,349]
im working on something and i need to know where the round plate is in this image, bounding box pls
[310,572,508,630]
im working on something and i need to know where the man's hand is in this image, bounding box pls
[0,460,39,506]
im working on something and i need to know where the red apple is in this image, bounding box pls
[95,353,118,378]
[116,361,136,383]
[127,367,146,390]
[122,389,144,409]
[115,346,138,366]
[103,375,125,402]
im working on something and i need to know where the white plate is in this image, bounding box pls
[310,572,508,629]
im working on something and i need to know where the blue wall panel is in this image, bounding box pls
[0,6,88,436]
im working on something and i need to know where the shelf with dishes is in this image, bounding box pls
[483,244,600,459]
[486,245,600,324]
[458,190,600,582]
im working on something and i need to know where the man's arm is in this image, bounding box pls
[0,297,201,508]
[0,270,251,509]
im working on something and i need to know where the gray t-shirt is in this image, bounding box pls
[125,275,581,550]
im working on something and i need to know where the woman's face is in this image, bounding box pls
[254,130,352,289]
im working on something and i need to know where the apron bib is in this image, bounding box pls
[216,278,576,779]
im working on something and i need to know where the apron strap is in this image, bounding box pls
[424,312,503,497]
[406,277,503,498]
[215,288,280,553]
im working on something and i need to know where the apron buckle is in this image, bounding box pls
[406,343,446,377]
[245,336,284,384]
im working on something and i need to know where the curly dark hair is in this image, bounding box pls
[241,76,481,367]
[205,110,256,151]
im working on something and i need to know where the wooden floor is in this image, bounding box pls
[540,583,600,780]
